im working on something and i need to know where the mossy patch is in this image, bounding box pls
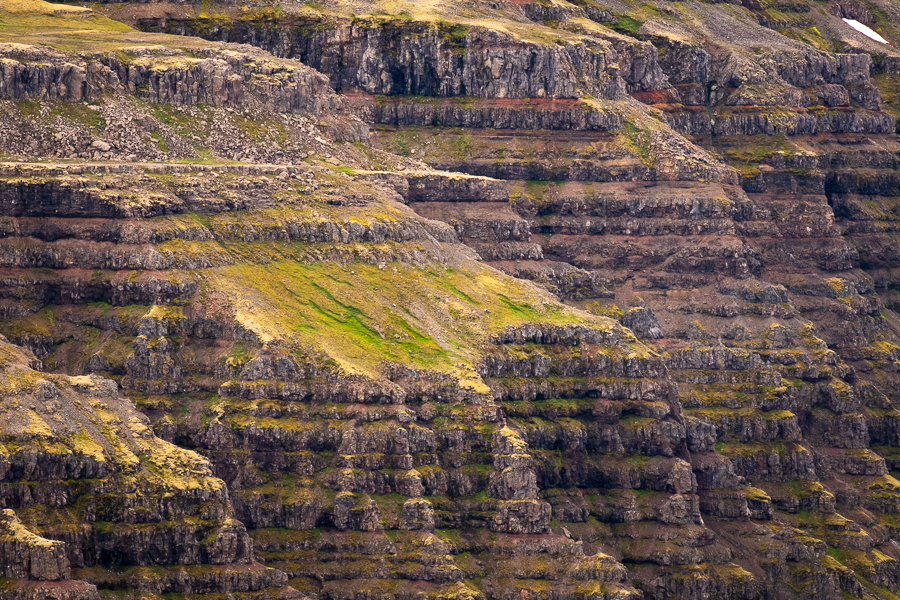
[609,15,643,36]
[0,0,132,40]
[619,119,653,167]
[209,258,614,390]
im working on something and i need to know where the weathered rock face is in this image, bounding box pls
[0,41,368,164]
[0,160,669,599]
[131,2,896,140]
[6,0,900,599]
[0,43,346,116]
[0,509,73,582]
[159,15,630,100]
[365,100,900,600]
[0,337,296,600]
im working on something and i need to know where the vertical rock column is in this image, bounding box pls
[0,509,99,600]
[489,425,551,533]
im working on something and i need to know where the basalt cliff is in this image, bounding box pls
[3,0,900,598]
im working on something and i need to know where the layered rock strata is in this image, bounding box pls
[6,0,900,598]
[0,337,295,600]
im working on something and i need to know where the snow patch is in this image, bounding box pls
[842,18,888,44]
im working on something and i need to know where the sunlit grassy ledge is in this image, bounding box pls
[209,257,637,394]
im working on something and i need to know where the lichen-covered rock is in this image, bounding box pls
[623,306,664,339]
[0,338,294,600]
[160,17,629,101]
[0,509,71,581]
[0,43,347,116]
[334,492,382,531]
[399,498,435,531]
[491,499,552,533]
[6,1,900,598]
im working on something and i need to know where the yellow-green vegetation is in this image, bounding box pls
[824,277,852,298]
[875,73,900,118]
[777,25,831,51]
[509,179,570,212]
[503,397,596,417]
[721,134,796,178]
[743,486,771,503]
[619,118,653,167]
[0,0,136,51]
[682,381,786,408]
[0,509,60,549]
[665,562,754,585]
[826,546,900,599]
[209,259,621,392]
[0,0,278,56]
[686,406,795,422]
[789,480,834,501]
[496,425,528,453]
[609,15,643,36]
[148,104,205,136]
[716,441,807,459]
[231,112,290,143]
[747,0,813,29]
[70,428,107,462]
[587,301,624,320]
[867,474,900,501]
[0,338,223,499]
[379,127,480,162]
[174,0,582,51]
[49,102,106,130]
[133,429,224,493]
[293,0,591,46]
[0,0,131,37]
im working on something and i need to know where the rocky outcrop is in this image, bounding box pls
[6,1,900,599]
[159,16,630,100]
[0,43,344,115]
[0,337,296,600]
[0,510,76,583]
[354,94,626,130]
